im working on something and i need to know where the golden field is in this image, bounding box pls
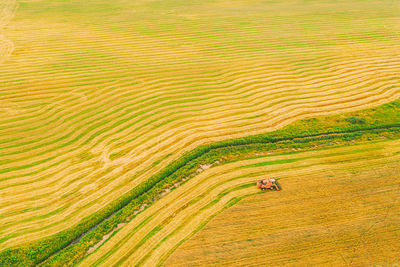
[0,0,400,265]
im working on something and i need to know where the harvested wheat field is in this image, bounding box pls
[165,150,400,267]
[1,0,400,266]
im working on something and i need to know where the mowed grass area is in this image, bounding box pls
[1,0,400,253]
[81,138,400,266]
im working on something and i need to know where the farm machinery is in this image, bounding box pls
[257,178,281,191]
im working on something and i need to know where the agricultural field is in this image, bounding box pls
[1,0,400,266]
[165,147,400,267]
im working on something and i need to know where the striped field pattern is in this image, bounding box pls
[81,139,400,266]
[1,0,400,257]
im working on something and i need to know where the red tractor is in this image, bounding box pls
[257,178,280,191]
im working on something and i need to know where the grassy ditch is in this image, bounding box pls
[1,100,400,266]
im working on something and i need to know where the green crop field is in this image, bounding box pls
[0,0,399,266]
